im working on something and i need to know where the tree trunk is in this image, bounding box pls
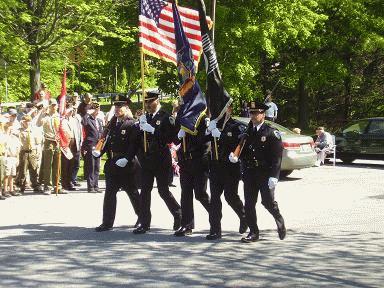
[343,75,352,121]
[29,49,41,100]
[298,77,309,130]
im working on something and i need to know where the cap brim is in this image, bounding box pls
[113,101,128,107]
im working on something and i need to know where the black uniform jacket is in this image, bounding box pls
[210,117,247,163]
[137,109,178,163]
[240,121,283,179]
[101,115,139,175]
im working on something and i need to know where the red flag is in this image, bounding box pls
[58,68,72,159]
[139,0,212,68]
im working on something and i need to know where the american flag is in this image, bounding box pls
[139,0,211,68]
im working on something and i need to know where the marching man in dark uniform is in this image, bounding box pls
[133,91,181,234]
[94,96,141,232]
[229,101,286,243]
[174,117,211,237]
[205,104,247,240]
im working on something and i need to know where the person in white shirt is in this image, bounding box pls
[264,94,278,122]
[314,126,333,166]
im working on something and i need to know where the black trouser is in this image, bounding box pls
[243,168,283,233]
[71,150,81,184]
[84,150,100,190]
[18,150,39,189]
[102,159,141,227]
[179,157,210,229]
[138,152,181,228]
[209,161,245,233]
[61,139,77,189]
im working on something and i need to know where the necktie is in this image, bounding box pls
[26,128,32,150]
[148,114,153,122]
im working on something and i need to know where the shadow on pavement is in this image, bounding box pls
[0,224,382,287]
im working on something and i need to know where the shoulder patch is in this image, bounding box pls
[273,130,281,139]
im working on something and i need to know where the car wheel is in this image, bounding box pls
[340,157,355,164]
[280,170,293,178]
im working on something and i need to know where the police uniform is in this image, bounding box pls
[95,97,141,232]
[174,118,210,236]
[206,117,247,240]
[134,93,181,234]
[82,103,103,192]
[240,101,286,242]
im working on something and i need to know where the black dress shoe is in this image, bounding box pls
[241,232,259,243]
[95,224,113,232]
[94,187,102,193]
[206,232,222,240]
[173,216,182,231]
[239,218,248,234]
[133,219,140,228]
[133,225,150,234]
[72,182,81,187]
[174,226,192,236]
[275,216,286,240]
[66,186,77,191]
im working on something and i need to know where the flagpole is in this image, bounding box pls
[140,48,147,153]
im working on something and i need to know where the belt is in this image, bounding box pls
[110,151,125,158]
[22,149,38,153]
[179,151,205,161]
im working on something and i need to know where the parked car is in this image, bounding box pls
[237,118,317,178]
[335,117,384,163]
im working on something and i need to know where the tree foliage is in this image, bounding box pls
[0,0,383,130]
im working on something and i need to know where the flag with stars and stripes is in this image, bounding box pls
[139,0,211,68]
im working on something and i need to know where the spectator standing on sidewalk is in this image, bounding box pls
[18,115,43,194]
[264,93,278,122]
[82,102,103,193]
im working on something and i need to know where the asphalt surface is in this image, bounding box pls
[0,160,383,287]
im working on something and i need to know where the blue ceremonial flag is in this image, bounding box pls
[173,2,207,135]
[197,0,232,130]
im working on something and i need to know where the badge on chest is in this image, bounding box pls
[121,130,126,135]
[261,136,266,142]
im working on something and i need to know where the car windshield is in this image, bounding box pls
[342,120,369,134]
[367,120,384,135]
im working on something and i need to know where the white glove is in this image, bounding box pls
[228,152,238,163]
[92,149,101,157]
[207,119,217,132]
[177,129,185,139]
[268,177,279,190]
[211,128,221,139]
[139,114,147,124]
[115,158,128,167]
[140,122,155,134]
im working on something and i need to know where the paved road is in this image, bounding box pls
[1,160,383,287]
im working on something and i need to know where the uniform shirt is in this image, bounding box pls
[4,134,21,157]
[37,112,60,141]
[211,117,246,163]
[19,126,41,151]
[265,101,278,118]
[240,121,283,178]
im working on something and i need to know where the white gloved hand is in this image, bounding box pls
[177,129,186,139]
[139,114,147,124]
[211,128,221,139]
[207,119,217,132]
[228,152,239,163]
[92,149,101,157]
[140,122,155,134]
[268,177,279,190]
[115,158,129,168]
